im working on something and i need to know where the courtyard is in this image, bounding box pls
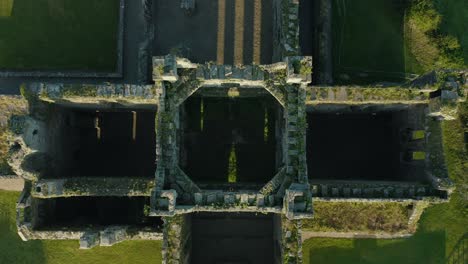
[153,0,273,65]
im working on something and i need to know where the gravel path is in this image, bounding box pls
[0,176,24,191]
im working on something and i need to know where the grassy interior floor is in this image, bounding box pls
[0,191,162,264]
[0,0,119,71]
[332,0,408,83]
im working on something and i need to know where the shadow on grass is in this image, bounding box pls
[304,230,446,264]
[331,0,409,84]
[0,191,46,264]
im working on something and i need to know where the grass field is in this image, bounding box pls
[0,191,163,264]
[332,0,408,83]
[332,0,467,84]
[303,102,468,264]
[302,202,411,234]
[435,0,468,64]
[0,0,119,71]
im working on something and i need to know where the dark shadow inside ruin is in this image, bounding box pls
[34,197,161,228]
[306,106,427,182]
[153,0,273,65]
[179,92,283,188]
[46,106,156,178]
[190,213,280,264]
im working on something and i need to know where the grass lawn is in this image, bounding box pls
[0,0,119,71]
[0,191,163,264]
[302,202,411,234]
[332,0,407,83]
[435,0,468,65]
[303,102,468,264]
[332,0,467,84]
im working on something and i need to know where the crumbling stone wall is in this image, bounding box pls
[162,215,192,264]
[273,0,301,61]
[316,0,333,84]
[281,215,303,264]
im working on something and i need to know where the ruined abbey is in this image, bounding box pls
[5,0,466,263]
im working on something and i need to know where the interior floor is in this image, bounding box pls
[48,107,156,178]
[36,197,161,228]
[153,0,273,65]
[307,112,402,181]
[180,96,281,185]
[191,213,277,264]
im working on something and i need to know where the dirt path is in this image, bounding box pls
[233,0,245,65]
[217,0,226,64]
[0,176,24,191]
[252,0,262,64]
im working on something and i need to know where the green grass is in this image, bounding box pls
[0,191,163,264]
[303,202,410,234]
[332,0,407,83]
[0,0,119,71]
[435,0,468,65]
[333,0,467,84]
[303,102,468,264]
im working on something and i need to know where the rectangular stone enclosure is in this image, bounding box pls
[307,105,427,182]
[32,197,161,229]
[45,105,156,178]
[191,213,280,264]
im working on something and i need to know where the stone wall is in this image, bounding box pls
[32,177,154,198]
[307,86,432,104]
[272,0,301,61]
[310,181,445,200]
[281,215,303,264]
[162,215,192,264]
[316,0,333,84]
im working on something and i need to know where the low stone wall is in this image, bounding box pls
[281,215,303,263]
[301,201,430,240]
[162,215,191,264]
[30,82,159,102]
[32,177,154,198]
[316,0,333,84]
[272,0,301,61]
[307,86,432,104]
[18,225,162,249]
[310,181,444,199]
[0,0,125,78]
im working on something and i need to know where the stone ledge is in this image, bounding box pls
[32,177,154,198]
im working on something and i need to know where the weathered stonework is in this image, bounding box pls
[5,0,466,261]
